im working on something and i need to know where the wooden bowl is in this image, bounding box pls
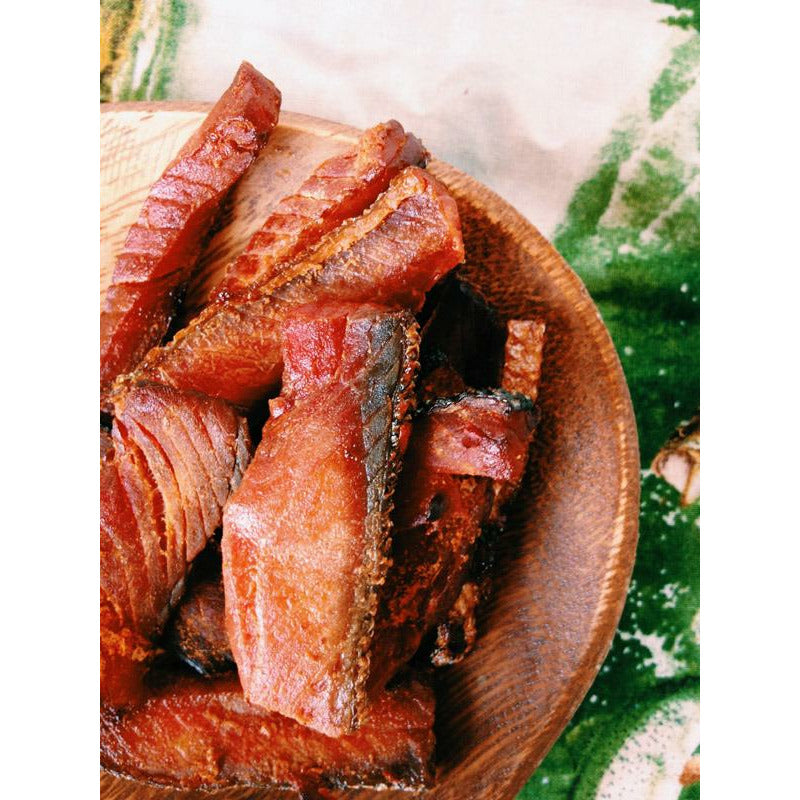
[100,104,640,800]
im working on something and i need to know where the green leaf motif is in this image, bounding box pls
[520,5,699,798]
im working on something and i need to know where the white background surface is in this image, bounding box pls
[174,0,681,236]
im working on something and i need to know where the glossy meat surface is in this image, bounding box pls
[414,391,536,483]
[223,307,419,735]
[101,673,435,793]
[427,322,547,666]
[127,167,463,409]
[370,466,492,694]
[370,391,538,690]
[212,120,427,300]
[166,389,537,695]
[101,384,250,707]
[100,62,281,402]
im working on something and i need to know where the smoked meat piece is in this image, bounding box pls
[125,167,463,409]
[212,120,427,300]
[165,570,233,677]
[100,62,281,403]
[430,320,547,666]
[100,673,435,793]
[165,391,537,691]
[101,384,250,707]
[223,306,419,736]
[413,391,536,484]
[500,318,546,402]
[370,391,537,691]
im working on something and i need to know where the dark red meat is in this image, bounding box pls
[370,391,537,691]
[125,167,463,409]
[212,120,427,301]
[413,391,536,483]
[101,673,435,793]
[165,570,233,677]
[100,62,281,403]
[100,384,250,708]
[222,306,419,736]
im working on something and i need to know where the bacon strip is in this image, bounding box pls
[100,62,281,403]
[212,120,427,301]
[122,167,463,410]
[223,306,419,736]
[100,384,250,708]
[100,674,435,793]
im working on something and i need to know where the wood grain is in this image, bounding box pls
[100,104,640,800]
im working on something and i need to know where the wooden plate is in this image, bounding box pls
[100,104,640,800]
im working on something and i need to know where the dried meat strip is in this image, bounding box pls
[413,391,537,484]
[100,384,250,708]
[212,120,427,301]
[123,166,463,410]
[429,320,546,666]
[222,306,419,736]
[500,319,546,402]
[370,391,537,690]
[100,62,281,403]
[100,673,435,794]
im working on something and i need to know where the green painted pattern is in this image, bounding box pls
[102,0,188,102]
[653,0,700,31]
[520,2,700,797]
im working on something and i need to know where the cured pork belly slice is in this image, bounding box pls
[100,62,281,403]
[369,391,538,692]
[126,166,463,409]
[100,674,435,793]
[223,306,419,736]
[100,384,250,708]
[212,120,427,301]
